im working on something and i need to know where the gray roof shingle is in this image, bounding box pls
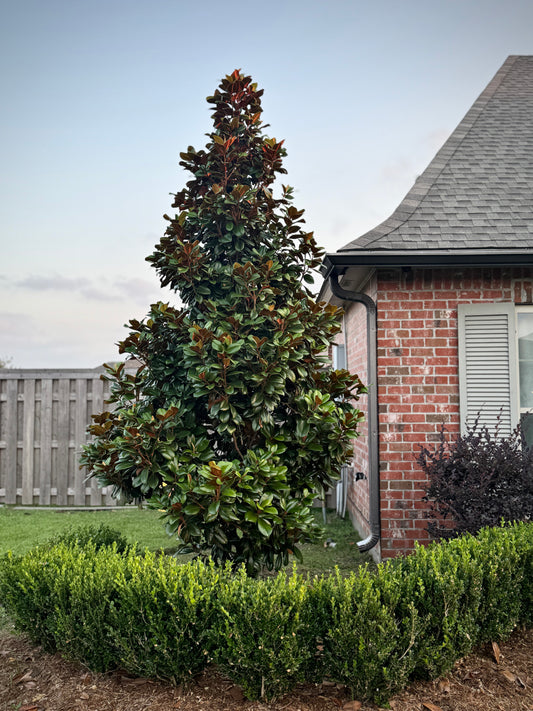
[338,56,533,256]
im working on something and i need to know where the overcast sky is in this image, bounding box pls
[1,0,532,368]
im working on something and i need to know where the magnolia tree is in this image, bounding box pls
[82,70,365,573]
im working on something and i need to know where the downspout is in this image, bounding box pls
[329,272,380,553]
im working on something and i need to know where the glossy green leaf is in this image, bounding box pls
[206,500,220,521]
[257,518,272,537]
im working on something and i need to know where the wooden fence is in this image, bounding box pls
[0,367,130,507]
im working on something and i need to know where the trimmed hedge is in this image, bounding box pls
[0,521,531,703]
[308,564,420,704]
[46,522,129,553]
[109,553,224,683]
[213,566,313,699]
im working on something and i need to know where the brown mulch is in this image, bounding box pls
[1,627,532,711]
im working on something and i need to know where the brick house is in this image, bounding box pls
[320,55,533,561]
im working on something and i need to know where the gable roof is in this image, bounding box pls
[323,55,533,272]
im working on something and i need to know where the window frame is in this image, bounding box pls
[516,304,533,418]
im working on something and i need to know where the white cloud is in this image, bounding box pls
[114,276,170,305]
[12,272,163,306]
[0,271,170,368]
[78,285,114,302]
[17,274,91,291]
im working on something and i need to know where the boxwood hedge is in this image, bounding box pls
[0,521,531,703]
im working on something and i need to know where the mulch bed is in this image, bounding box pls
[1,627,532,711]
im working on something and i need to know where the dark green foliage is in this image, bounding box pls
[312,524,532,701]
[0,543,223,682]
[213,567,313,700]
[309,566,420,705]
[394,539,484,679]
[0,547,63,652]
[46,522,129,553]
[81,70,364,574]
[1,523,531,704]
[108,554,225,683]
[418,418,533,539]
[394,527,528,680]
[46,543,126,671]
[0,542,124,669]
[514,520,533,626]
[473,525,525,641]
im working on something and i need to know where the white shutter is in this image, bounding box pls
[458,302,518,436]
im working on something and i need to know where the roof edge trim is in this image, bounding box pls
[323,249,533,271]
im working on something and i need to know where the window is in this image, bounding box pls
[332,343,346,370]
[517,307,533,445]
[458,303,533,441]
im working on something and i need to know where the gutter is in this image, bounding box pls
[323,250,533,272]
[329,272,380,553]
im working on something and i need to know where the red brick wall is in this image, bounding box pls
[342,266,533,560]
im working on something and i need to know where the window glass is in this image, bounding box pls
[517,312,533,409]
[332,344,346,370]
[520,412,533,448]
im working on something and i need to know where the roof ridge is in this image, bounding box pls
[340,56,519,252]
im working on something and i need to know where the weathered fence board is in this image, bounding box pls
[22,378,35,505]
[0,367,134,507]
[39,378,52,505]
[4,380,17,503]
[90,376,105,506]
[74,378,87,506]
[56,378,70,506]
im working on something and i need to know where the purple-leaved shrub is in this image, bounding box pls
[418,416,533,539]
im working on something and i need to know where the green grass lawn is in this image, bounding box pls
[0,506,372,576]
[0,507,172,556]
[296,509,374,576]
